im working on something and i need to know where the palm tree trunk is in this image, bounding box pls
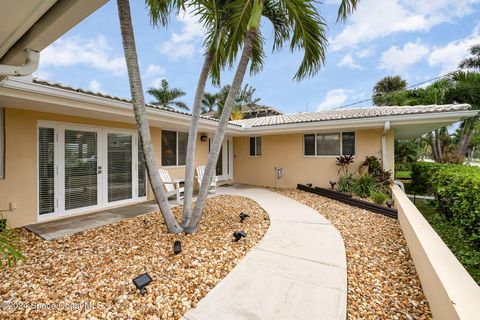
[435,129,443,162]
[117,0,182,233]
[429,132,438,161]
[457,122,474,160]
[186,25,260,233]
[182,49,215,227]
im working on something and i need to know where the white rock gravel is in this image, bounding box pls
[0,196,269,320]
[275,188,432,320]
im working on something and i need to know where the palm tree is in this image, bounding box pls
[147,79,189,110]
[459,44,480,70]
[117,0,182,233]
[201,92,217,113]
[373,75,407,106]
[186,0,359,233]
[148,0,289,228]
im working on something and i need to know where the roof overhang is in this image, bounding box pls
[0,77,243,134]
[0,0,108,78]
[0,77,477,138]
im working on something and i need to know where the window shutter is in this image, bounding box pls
[342,132,355,156]
[304,134,315,156]
[39,127,55,214]
[177,132,188,166]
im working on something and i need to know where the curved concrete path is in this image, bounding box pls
[183,185,347,320]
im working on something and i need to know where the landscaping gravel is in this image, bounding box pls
[0,196,269,320]
[275,188,432,320]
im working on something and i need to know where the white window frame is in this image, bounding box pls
[249,136,262,157]
[303,131,356,157]
[161,130,188,167]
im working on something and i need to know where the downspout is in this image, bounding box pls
[381,121,390,171]
[0,49,39,77]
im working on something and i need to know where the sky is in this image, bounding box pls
[34,0,480,114]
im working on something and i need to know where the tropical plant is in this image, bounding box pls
[459,43,480,70]
[117,0,182,233]
[337,173,355,193]
[394,139,419,171]
[0,213,24,269]
[360,155,381,175]
[370,191,388,205]
[187,0,359,233]
[372,75,407,106]
[353,173,378,198]
[210,83,261,118]
[230,106,244,120]
[147,79,189,110]
[201,92,217,113]
[336,154,354,176]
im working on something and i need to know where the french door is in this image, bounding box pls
[38,121,146,220]
[208,136,233,181]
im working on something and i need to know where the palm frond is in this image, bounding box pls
[173,101,190,110]
[145,0,185,27]
[336,0,358,22]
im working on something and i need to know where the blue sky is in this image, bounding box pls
[35,0,480,114]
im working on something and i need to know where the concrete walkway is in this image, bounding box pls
[183,185,347,320]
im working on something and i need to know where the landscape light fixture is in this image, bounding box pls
[173,240,182,255]
[200,133,208,142]
[329,180,337,189]
[132,273,153,295]
[233,231,247,242]
[239,212,249,223]
[306,183,313,188]
[386,200,393,208]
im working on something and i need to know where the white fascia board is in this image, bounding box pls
[238,109,478,135]
[0,77,244,133]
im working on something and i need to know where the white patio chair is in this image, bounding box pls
[196,165,217,194]
[158,168,184,204]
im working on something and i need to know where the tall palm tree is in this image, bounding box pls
[147,79,189,110]
[117,0,182,233]
[148,0,289,227]
[372,75,407,106]
[459,44,480,70]
[186,0,359,233]
[201,92,218,113]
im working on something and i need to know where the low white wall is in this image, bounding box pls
[392,185,480,320]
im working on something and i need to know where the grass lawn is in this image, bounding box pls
[415,199,480,285]
[395,171,412,179]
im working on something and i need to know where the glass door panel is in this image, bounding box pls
[64,129,99,211]
[107,133,133,202]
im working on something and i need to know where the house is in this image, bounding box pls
[201,105,283,119]
[0,1,478,228]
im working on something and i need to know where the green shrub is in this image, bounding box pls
[337,173,355,193]
[0,214,24,269]
[433,165,480,248]
[371,192,388,205]
[353,173,378,198]
[411,162,453,195]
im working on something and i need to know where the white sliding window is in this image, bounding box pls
[304,132,355,156]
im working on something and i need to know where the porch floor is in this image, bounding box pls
[26,198,184,241]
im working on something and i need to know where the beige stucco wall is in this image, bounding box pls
[392,185,480,320]
[233,128,395,188]
[0,108,209,227]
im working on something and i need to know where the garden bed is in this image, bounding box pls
[275,188,432,319]
[0,196,269,319]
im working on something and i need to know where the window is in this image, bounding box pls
[0,107,4,179]
[162,130,188,166]
[38,127,55,214]
[304,132,355,156]
[249,136,261,156]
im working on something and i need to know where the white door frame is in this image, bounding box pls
[37,121,147,222]
[208,135,233,181]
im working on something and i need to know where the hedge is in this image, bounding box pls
[411,162,480,248]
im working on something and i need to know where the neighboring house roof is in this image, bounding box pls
[231,104,474,128]
[240,105,284,115]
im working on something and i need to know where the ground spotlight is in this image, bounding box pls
[329,180,337,189]
[306,183,313,188]
[239,212,249,223]
[173,240,182,255]
[132,273,153,295]
[233,230,247,242]
[386,200,393,208]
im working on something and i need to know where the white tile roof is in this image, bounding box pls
[231,104,473,127]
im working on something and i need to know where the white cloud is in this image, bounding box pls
[39,34,126,75]
[356,47,374,58]
[379,41,430,73]
[158,12,204,61]
[332,0,479,51]
[317,89,352,110]
[88,79,102,92]
[338,54,364,69]
[428,24,480,74]
[145,64,165,77]
[150,77,166,88]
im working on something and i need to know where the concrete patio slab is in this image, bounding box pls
[183,185,347,320]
